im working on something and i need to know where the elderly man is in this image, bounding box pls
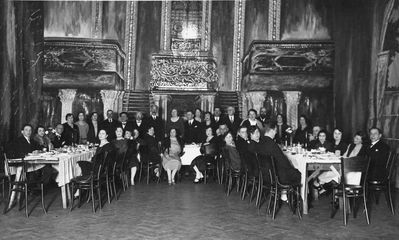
[132,111,147,138]
[52,124,66,148]
[117,111,134,135]
[223,106,241,136]
[147,105,164,142]
[308,125,322,149]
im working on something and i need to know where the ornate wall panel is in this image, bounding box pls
[124,1,138,90]
[232,0,246,91]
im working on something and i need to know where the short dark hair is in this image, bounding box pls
[248,126,259,135]
[248,109,257,115]
[21,123,33,131]
[318,130,328,138]
[186,110,193,114]
[65,113,74,120]
[36,125,45,133]
[369,127,382,134]
[354,131,366,143]
[146,125,154,132]
[119,111,128,117]
[265,121,277,133]
[333,127,343,134]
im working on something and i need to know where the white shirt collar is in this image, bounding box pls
[249,119,257,125]
[371,139,380,147]
[24,136,30,144]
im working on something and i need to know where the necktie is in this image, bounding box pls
[230,116,233,123]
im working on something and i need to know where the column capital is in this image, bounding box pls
[100,90,119,119]
[58,89,77,103]
[283,91,301,105]
[246,91,267,113]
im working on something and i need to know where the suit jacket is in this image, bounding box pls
[117,121,135,135]
[9,136,40,158]
[240,119,264,135]
[223,115,242,136]
[62,123,79,146]
[131,120,147,139]
[184,119,202,144]
[366,140,390,181]
[147,115,164,142]
[52,133,66,149]
[87,120,100,144]
[248,136,300,185]
[101,118,118,140]
[212,116,223,132]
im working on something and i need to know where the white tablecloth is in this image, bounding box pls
[181,144,201,165]
[8,150,95,187]
[285,152,340,214]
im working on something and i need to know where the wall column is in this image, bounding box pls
[200,94,216,113]
[160,94,171,123]
[283,91,302,130]
[58,89,77,122]
[246,91,267,114]
[100,90,119,119]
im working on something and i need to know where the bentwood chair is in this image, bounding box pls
[70,152,108,213]
[331,156,370,225]
[203,144,219,184]
[3,154,47,217]
[254,153,271,209]
[367,152,397,215]
[267,155,302,220]
[222,148,242,196]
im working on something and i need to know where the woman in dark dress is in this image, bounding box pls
[62,113,80,146]
[332,128,348,156]
[78,129,114,176]
[312,130,334,152]
[275,114,289,145]
[166,109,185,139]
[113,127,128,155]
[201,112,214,141]
[141,126,162,177]
[222,132,241,171]
[124,129,140,185]
[293,115,311,145]
[190,126,218,183]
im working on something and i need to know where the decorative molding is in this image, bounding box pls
[171,38,201,52]
[160,1,172,51]
[124,1,138,90]
[268,0,281,40]
[58,89,77,121]
[100,90,119,119]
[232,0,246,91]
[283,91,301,130]
[150,55,218,91]
[246,91,267,113]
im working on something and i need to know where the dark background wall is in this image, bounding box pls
[134,1,161,90]
[211,1,235,91]
[0,0,44,146]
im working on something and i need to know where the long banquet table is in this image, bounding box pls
[285,151,341,214]
[7,149,95,209]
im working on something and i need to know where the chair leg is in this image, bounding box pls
[296,187,303,220]
[255,175,262,207]
[97,185,102,211]
[113,176,118,201]
[343,192,347,225]
[204,169,207,184]
[241,174,247,200]
[249,179,256,203]
[106,177,111,204]
[363,194,370,224]
[146,165,150,185]
[91,183,95,213]
[139,163,143,183]
[388,183,395,215]
[272,188,278,220]
[41,184,47,214]
[25,184,29,218]
[352,197,357,218]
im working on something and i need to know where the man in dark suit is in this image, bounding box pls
[101,109,118,140]
[366,127,390,181]
[223,106,242,136]
[52,124,67,148]
[248,122,301,185]
[9,124,40,158]
[257,107,270,127]
[184,111,202,144]
[212,107,223,133]
[132,111,147,138]
[147,105,164,143]
[117,111,134,135]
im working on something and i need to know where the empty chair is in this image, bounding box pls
[3,154,46,217]
[331,156,370,225]
[367,151,397,215]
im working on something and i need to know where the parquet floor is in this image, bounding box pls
[0,181,398,240]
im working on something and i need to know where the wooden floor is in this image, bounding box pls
[0,181,398,240]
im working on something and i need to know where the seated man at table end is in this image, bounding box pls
[8,124,56,186]
[248,121,301,186]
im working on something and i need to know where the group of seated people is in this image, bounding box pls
[7,105,391,194]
